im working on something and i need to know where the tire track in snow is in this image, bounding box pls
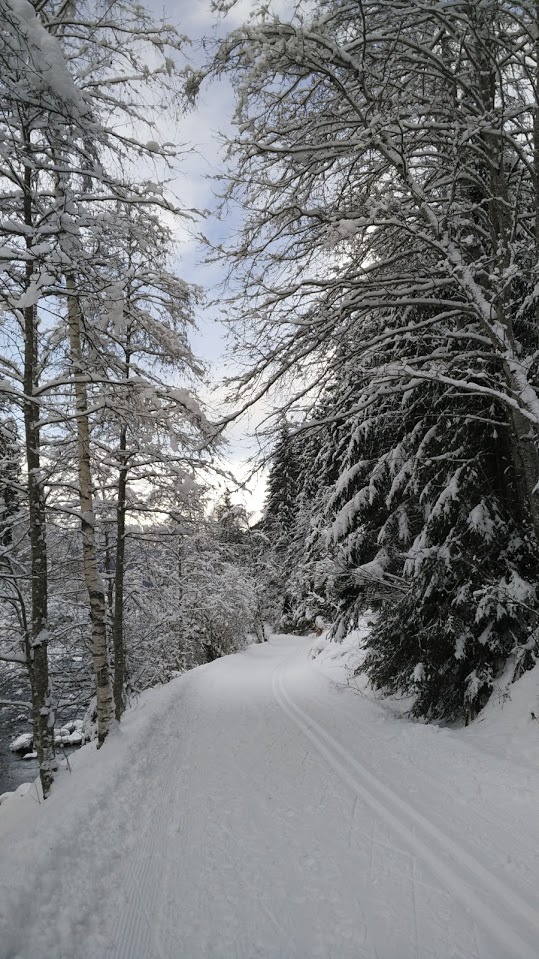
[273,665,539,959]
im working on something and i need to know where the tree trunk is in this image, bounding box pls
[104,528,114,626]
[112,423,128,721]
[507,406,539,539]
[468,4,539,541]
[112,333,131,722]
[66,276,113,746]
[534,1,539,287]
[22,152,54,798]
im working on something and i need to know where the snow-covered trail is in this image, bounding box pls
[2,636,539,959]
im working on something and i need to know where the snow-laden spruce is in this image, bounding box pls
[207,0,539,719]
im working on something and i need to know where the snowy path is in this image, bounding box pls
[2,636,539,959]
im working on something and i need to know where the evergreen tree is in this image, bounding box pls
[208,0,539,717]
[264,421,301,545]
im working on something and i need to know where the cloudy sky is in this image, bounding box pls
[144,0,275,514]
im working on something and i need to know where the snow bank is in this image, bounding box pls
[465,661,539,768]
[9,732,33,753]
[0,781,33,805]
[309,611,374,683]
[310,616,539,760]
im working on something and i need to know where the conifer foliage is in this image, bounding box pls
[211,0,539,719]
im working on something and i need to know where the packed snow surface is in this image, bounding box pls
[2,633,539,958]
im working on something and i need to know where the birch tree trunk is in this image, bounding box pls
[22,143,55,798]
[111,325,132,722]
[66,275,113,745]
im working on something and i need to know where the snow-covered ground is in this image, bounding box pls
[2,632,539,959]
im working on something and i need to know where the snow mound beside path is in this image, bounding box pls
[311,613,539,766]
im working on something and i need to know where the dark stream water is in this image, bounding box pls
[0,713,39,794]
[0,713,83,795]
[1,654,87,794]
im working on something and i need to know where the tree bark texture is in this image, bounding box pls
[66,276,113,745]
[112,423,127,722]
[23,153,54,798]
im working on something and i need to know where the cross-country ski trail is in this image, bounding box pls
[2,634,539,959]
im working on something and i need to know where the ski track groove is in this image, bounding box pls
[304,669,539,884]
[273,664,539,959]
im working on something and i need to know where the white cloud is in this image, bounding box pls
[141,0,298,503]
